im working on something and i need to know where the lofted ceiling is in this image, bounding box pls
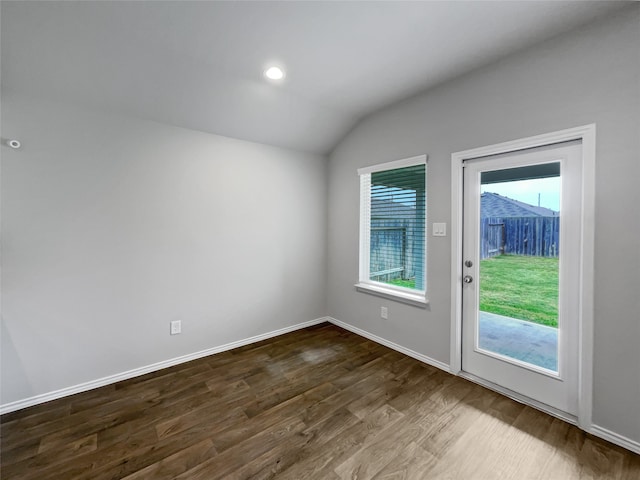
[1,1,629,154]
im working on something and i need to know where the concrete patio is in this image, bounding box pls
[478,311,558,371]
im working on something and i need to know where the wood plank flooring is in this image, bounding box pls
[1,323,638,479]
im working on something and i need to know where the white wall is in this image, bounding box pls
[1,92,328,406]
[327,6,639,444]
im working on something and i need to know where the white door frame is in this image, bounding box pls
[450,124,595,429]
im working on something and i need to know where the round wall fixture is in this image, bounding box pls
[6,139,21,149]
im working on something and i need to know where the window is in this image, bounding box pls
[356,155,427,306]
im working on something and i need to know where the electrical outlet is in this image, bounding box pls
[381,307,388,320]
[170,320,182,335]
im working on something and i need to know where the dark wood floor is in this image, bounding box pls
[1,323,638,479]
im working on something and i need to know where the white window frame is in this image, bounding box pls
[355,154,428,307]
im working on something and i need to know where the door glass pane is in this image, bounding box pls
[477,163,560,373]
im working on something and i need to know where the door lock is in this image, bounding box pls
[465,260,473,268]
[463,275,473,283]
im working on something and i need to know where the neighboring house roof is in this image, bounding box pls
[481,192,558,218]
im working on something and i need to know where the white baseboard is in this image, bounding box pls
[0,317,330,415]
[589,425,640,455]
[327,317,640,455]
[5,316,639,456]
[326,316,450,372]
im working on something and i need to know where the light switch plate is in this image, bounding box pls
[433,223,447,237]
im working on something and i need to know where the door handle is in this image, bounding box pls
[463,275,473,283]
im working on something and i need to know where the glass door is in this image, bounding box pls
[462,142,582,416]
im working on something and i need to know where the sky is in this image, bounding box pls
[481,177,561,212]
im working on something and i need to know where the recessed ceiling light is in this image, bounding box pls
[264,66,285,80]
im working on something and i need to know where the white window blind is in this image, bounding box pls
[358,156,427,304]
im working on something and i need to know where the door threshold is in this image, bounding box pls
[459,371,578,425]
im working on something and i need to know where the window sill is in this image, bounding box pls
[355,283,429,308]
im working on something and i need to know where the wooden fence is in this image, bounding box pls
[480,216,559,259]
[370,218,416,283]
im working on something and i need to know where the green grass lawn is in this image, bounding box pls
[385,254,557,327]
[388,278,416,289]
[480,254,558,327]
